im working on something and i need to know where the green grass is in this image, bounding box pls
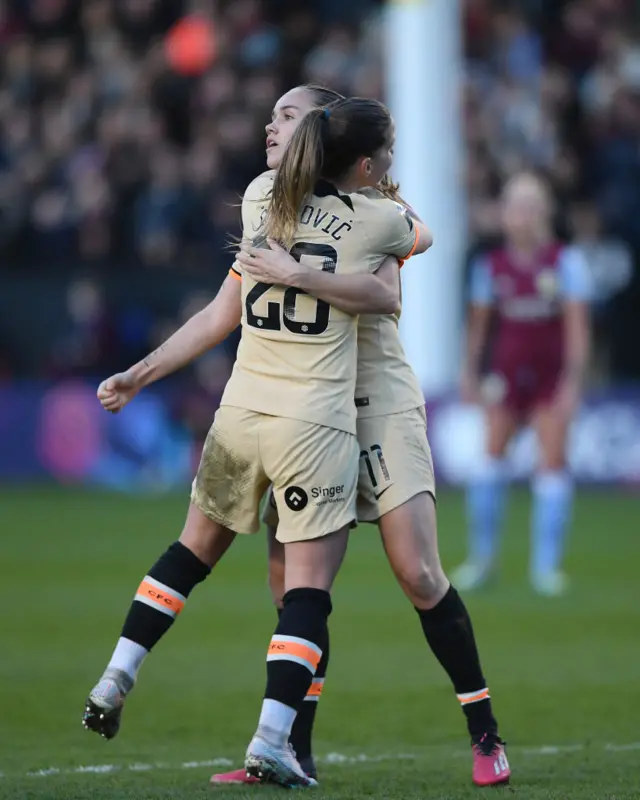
[1,486,639,799]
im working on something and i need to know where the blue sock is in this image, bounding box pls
[466,458,507,565]
[531,471,573,576]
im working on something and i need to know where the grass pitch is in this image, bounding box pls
[1,486,639,799]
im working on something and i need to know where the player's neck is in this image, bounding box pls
[508,235,550,262]
[332,177,361,194]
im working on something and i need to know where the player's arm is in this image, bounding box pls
[461,258,494,403]
[132,274,242,387]
[404,218,432,256]
[392,210,432,257]
[237,239,399,315]
[559,247,593,393]
[97,171,274,412]
[97,275,242,412]
[295,254,400,315]
[376,177,431,252]
[375,198,433,261]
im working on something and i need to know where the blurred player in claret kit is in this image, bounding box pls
[455,172,593,597]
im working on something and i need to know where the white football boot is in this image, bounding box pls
[245,729,318,788]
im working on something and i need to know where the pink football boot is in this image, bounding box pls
[472,733,510,786]
[210,768,259,786]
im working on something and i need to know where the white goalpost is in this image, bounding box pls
[385,0,466,397]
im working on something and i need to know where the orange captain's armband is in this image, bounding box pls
[229,267,242,281]
[402,226,420,261]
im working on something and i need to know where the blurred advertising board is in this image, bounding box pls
[1,382,640,488]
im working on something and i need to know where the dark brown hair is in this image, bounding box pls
[302,83,345,107]
[306,86,400,200]
[264,98,393,246]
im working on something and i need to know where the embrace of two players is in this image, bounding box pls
[85,84,511,790]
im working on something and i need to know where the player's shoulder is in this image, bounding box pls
[354,188,410,225]
[556,242,580,261]
[480,246,508,271]
[243,170,275,204]
[470,251,492,272]
[554,242,590,275]
[355,186,387,203]
[355,186,399,211]
[556,242,592,282]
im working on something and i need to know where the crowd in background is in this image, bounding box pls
[0,0,639,389]
[0,0,384,270]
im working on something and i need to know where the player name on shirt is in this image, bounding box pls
[299,203,353,241]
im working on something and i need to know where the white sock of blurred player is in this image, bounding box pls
[454,457,508,590]
[530,470,573,595]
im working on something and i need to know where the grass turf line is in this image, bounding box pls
[1,486,639,799]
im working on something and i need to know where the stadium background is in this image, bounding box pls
[1,2,639,799]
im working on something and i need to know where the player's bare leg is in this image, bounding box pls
[530,404,573,596]
[83,504,235,739]
[379,491,448,609]
[379,492,510,786]
[453,404,517,591]
[244,526,349,788]
[266,525,286,610]
[212,525,324,786]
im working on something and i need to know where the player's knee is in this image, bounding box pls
[538,452,566,472]
[179,504,235,568]
[396,560,449,608]
[487,444,508,460]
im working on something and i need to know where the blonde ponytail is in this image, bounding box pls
[263,109,326,247]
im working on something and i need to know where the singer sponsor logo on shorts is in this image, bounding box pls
[284,486,308,512]
[311,484,345,507]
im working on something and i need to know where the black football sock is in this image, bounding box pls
[275,597,325,771]
[260,588,331,739]
[416,586,498,738]
[120,541,211,651]
[289,625,329,770]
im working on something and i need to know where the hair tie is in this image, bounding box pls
[322,107,331,120]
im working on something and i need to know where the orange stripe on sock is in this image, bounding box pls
[136,580,185,616]
[457,688,490,705]
[267,639,321,671]
[306,679,324,698]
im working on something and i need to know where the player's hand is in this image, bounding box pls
[460,369,482,404]
[96,371,140,414]
[237,239,301,286]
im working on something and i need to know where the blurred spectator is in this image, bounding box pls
[134,147,184,266]
[570,200,632,305]
[569,200,632,381]
[47,278,115,377]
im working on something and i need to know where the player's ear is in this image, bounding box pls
[353,156,371,179]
